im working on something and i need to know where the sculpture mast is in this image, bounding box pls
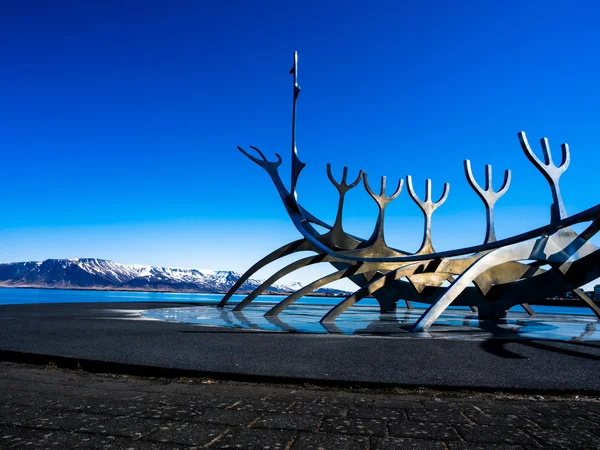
[290,51,305,200]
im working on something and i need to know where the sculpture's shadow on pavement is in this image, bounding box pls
[476,320,600,360]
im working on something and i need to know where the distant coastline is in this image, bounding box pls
[0,258,351,298]
[0,284,347,297]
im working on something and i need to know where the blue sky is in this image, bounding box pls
[1,1,600,286]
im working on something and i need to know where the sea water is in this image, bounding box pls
[0,287,596,316]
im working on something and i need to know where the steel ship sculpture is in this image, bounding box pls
[219,52,600,332]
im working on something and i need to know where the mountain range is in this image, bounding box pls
[0,258,349,296]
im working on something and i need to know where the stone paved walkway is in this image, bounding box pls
[1,362,599,449]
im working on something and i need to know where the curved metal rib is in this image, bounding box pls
[232,253,337,311]
[265,263,366,317]
[218,239,311,307]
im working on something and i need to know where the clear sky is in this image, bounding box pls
[1,1,600,287]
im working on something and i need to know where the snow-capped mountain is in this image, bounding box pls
[0,258,349,295]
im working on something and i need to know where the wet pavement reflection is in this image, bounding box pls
[141,301,600,341]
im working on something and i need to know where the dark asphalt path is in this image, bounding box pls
[0,302,599,392]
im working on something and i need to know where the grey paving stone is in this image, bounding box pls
[388,421,460,441]
[129,402,204,421]
[83,389,150,402]
[68,433,180,449]
[468,402,537,416]
[347,407,406,420]
[150,393,233,409]
[308,395,366,408]
[2,391,60,409]
[527,427,600,449]
[0,406,103,432]
[0,379,40,392]
[30,411,106,432]
[0,427,177,449]
[584,410,600,424]
[253,412,322,432]
[144,422,227,446]
[527,401,593,416]
[267,390,322,404]
[0,405,50,427]
[463,412,537,427]
[80,416,165,439]
[193,408,262,427]
[217,385,303,401]
[448,443,525,450]
[528,402,600,422]
[8,382,111,399]
[582,402,600,416]
[210,428,295,449]
[527,414,600,429]
[319,417,387,436]
[287,401,348,417]
[351,397,425,410]
[312,393,354,402]
[406,409,470,424]
[455,424,538,447]
[422,401,473,413]
[119,385,212,399]
[85,379,202,396]
[290,431,369,450]
[225,398,295,413]
[0,426,69,448]
[45,396,147,416]
[372,436,446,449]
